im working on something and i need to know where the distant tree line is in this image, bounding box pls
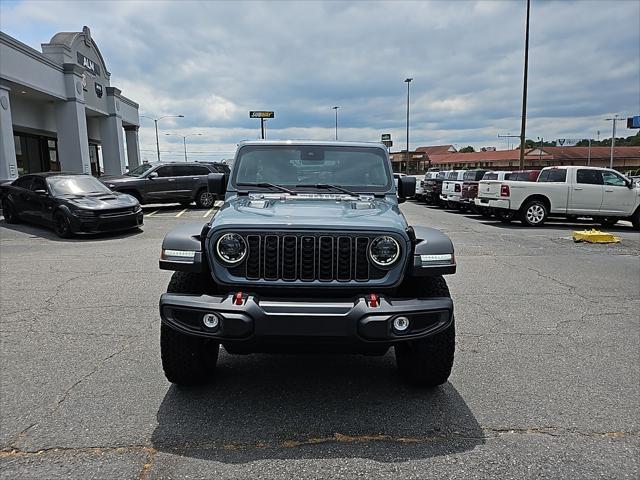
[456,133,639,152]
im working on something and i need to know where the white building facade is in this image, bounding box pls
[0,26,140,182]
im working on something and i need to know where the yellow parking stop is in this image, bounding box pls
[572,229,620,244]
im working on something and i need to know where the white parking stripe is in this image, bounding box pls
[146,210,158,217]
[175,209,188,218]
[214,200,224,207]
[203,208,213,218]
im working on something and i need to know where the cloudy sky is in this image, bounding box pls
[2,0,639,161]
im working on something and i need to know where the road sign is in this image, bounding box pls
[381,133,391,141]
[382,140,393,148]
[249,111,274,119]
[627,116,640,129]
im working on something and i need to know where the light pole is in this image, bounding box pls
[404,78,413,173]
[332,106,340,140]
[604,115,620,169]
[165,133,203,162]
[141,114,184,161]
[518,0,531,170]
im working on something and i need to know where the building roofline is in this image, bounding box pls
[0,31,64,72]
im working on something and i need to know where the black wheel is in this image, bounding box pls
[520,200,548,227]
[497,210,516,223]
[195,188,215,209]
[2,200,19,224]
[394,277,455,387]
[458,205,468,213]
[53,211,73,238]
[595,217,618,228]
[161,272,219,385]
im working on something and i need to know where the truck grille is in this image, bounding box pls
[227,233,393,282]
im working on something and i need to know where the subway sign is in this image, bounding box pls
[249,111,274,119]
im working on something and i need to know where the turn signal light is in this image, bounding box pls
[234,292,243,305]
[454,184,461,192]
[369,293,379,308]
[500,184,510,197]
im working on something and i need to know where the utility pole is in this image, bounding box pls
[498,132,520,151]
[332,106,340,140]
[404,78,413,173]
[588,138,592,166]
[605,115,619,169]
[165,133,202,162]
[518,0,531,170]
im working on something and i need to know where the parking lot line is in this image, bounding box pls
[203,208,214,218]
[146,210,158,217]
[175,209,188,218]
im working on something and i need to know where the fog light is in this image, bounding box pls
[202,313,220,330]
[393,316,410,332]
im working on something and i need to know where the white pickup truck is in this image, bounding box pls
[440,170,465,207]
[475,166,640,228]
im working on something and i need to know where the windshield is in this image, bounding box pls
[126,163,154,177]
[47,176,112,196]
[233,145,392,192]
[483,173,499,180]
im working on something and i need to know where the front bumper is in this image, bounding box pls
[160,292,453,348]
[69,211,144,233]
[474,198,511,210]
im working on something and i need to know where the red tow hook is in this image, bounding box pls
[369,293,379,308]
[234,292,244,305]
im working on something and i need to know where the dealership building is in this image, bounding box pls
[0,26,140,182]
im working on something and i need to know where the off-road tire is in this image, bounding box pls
[161,272,219,385]
[2,200,19,224]
[498,210,516,224]
[53,210,73,238]
[195,188,215,209]
[395,276,455,387]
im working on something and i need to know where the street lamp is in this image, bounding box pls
[404,78,413,173]
[332,106,340,140]
[140,114,184,161]
[165,133,203,162]
[604,114,620,169]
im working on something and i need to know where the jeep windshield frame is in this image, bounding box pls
[230,145,393,194]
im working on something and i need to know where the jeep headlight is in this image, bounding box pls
[368,235,400,267]
[216,233,247,265]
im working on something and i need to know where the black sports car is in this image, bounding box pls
[1,172,143,238]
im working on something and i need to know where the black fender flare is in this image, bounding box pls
[407,225,456,276]
[159,223,208,272]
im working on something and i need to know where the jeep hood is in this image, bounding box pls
[212,195,407,233]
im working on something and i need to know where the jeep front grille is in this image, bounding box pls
[227,233,393,282]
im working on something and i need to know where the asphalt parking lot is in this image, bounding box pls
[1,201,638,479]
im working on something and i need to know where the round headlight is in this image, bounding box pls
[216,233,247,265]
[368,235,400,267]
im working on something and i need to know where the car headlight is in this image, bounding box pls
[368,235,400,267]
[216,233,247,265]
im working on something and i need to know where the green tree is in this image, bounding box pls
[459,146,475,153]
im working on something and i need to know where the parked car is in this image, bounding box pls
[424,170,449,206]
[476,166,640,228]
[440,170,465,208]
[459,169,488,212]
[101,161,230,208]
[411,174,425,201]
[1,172,143,238]
[393,173,406,190]
[507,170,541,182]
[158,140,457,387]
[474,171,511,217]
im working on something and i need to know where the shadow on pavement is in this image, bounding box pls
[151,353,483,463]
[0,220,143,242]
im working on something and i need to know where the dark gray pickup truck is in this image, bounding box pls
[158,141,458,387]
[102,161,229,208]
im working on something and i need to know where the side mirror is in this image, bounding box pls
[397,176,416,203]
[34,189,48,196]
[207,172,227,196]
[147,172,158,179]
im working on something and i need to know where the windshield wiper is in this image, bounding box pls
[236,182,298,195]
[295,183,359,196]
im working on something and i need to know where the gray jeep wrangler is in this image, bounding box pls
[158,141,457,386]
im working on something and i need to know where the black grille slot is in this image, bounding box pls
[336,236,352,281]
[300,236,315,281]
[318,236,334,281]
[246,235,261,279]
[355,237,369,281]
[224,232,396,282]
[263,235,279,280]
[281,236,297,280]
